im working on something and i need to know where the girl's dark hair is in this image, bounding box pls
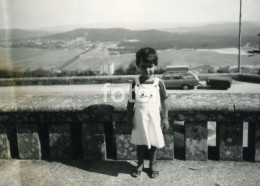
[136,47,158,67]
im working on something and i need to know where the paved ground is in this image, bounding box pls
[0,159,259,186]
[1,81,260,97]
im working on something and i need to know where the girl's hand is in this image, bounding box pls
[162,118,169,132]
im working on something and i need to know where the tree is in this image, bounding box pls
[154,67,166,74]
[125,61,138,75]
[217,66,231,73]
[114,60,139,75]
[114,66,125,75]
[248,34,260,56]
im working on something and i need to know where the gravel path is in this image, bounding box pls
[0,159,259,186]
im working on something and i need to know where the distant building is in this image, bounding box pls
[100,63,114,75]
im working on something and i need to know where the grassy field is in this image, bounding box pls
[0,47,259,72]
[64,47,260,71]
[63,46,135,71]
[0,47,82,70]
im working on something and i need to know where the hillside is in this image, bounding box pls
[39,29,258,50]
[41,28,176,42]
[1,22,260,49]
[164,22,260,36]
[0,29,55,41]
[39,23,260,49]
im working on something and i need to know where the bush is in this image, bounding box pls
[0,68,23,78]
[154,67,166,74]
[114,60,166,75]
[114,66,126,75]
[125,61,138,75]
[191,65,215,74]
[217,66,231,73]
[0,68,97,78]
[23,68,53,77]
[207,66,215,73]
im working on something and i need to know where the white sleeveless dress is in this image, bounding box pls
[130,76,165,149]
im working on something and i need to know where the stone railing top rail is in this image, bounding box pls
[0,93,259,113]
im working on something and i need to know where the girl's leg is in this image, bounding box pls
[136,145,147,171]
[149,146,157,170]
[132,145,146,177]
[149,146,159,178]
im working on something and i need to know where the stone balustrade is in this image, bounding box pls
[0,93,259,162]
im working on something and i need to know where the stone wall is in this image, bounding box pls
[0,93,259,162]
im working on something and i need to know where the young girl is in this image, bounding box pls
[127,47,169,178]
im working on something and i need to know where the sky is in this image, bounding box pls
[0,0,260,29]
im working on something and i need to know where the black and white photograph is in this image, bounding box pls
[0,0,260,185]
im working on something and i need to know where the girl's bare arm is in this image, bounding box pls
[161,98,169,131]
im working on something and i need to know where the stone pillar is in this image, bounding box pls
[84,134,106,160]
[218,121,243,161]
[185,121,207,161]
[114,111,136,160]
[82,105,114,160]
[0,123,11,159]
[49,122,72,160]
[157,120,174,160]
[17,121,41,159]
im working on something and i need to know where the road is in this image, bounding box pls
[0,81,259,96]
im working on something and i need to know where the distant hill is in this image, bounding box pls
[2,22,260,49]
[164,22,260,36]
[0,29,56,41]
[41,28,176,42]
[39,22,260,49]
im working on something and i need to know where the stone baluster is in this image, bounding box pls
[82,104,114,160]
[0,118,11,159]
[178,112,208,161]
[48,112,73,160]
[16,112,41,159]
[114,111,136,160]
[185,121,208,161]
[218,112,243,161]
[236,111,260,162]
[158,113,174,160]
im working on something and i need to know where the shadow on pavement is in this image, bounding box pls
[59,160,136,177]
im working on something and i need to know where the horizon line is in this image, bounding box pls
[1,21,260,31]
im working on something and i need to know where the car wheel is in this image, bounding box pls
[182,85,189,90]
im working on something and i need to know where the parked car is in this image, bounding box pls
[162,71,200,90]
[206,77,232,90]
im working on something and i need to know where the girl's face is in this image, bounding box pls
[139,60,156,78]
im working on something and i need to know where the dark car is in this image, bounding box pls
[162,71,200,90]
[206,77,232,90]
